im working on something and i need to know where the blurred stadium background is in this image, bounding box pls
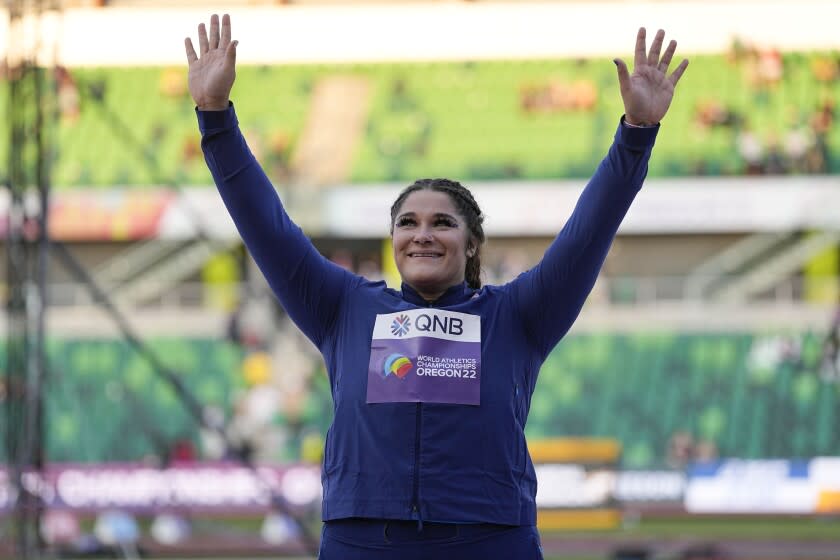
[1,0,839,559]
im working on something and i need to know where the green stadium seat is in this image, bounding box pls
[2,51,838,188]
[0,331,837,465]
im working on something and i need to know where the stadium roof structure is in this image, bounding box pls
[1,175,839,241]
[0,0,838,66]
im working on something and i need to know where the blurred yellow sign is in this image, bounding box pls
[529,438,622,531]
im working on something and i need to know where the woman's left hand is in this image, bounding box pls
[614,27,689,126]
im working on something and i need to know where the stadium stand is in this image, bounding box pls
[1,50,837,188]
[1,331,835,467]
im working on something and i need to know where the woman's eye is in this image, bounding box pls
[396,217,415,227]
[435,218,456,227]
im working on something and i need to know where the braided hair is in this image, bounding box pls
[390,178,486,289]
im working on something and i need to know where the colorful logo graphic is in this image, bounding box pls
[382,354,413,379]
[390,314,411,337]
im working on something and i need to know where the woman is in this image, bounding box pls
[185,14,687,559]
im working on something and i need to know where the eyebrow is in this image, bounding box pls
[397,211,459,221]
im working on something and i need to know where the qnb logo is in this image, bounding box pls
[390,314,411,337]
[415,314,463,336]
[382,354,413,379]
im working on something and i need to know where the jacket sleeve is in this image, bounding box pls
[509,119,658,359]
[198,103,355,347]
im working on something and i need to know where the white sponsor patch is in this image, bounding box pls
[371,309,480,342]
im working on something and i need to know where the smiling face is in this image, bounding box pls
[392,189,473,301]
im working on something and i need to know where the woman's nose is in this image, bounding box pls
[412,228,433,243]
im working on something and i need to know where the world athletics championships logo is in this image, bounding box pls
[382,354,413,379]
[390,314,411,337]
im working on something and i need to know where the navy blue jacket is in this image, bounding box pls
[198,104,657,525]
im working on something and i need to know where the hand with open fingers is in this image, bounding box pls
[614,27,689,126]
[184,13,238,111]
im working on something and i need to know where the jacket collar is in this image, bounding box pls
[401,281,473,307]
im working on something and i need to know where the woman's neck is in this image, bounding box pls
[404,281,463,304]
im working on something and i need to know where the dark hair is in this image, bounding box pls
[390,178,486,289]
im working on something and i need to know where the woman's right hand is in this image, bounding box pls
[185,14,238,111]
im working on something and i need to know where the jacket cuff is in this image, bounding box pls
[615,115,659,150]
[196,101,238,134]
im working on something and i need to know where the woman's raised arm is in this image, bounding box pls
[187,14,357,348]
[511,28,688,358]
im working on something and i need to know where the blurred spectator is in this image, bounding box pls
[755,48,784,88]
[485,249,530,285]
[691,60,838,178]
[694,100,742,130]
[224,374,280,463]
[224,285,325,463]
[243,351,272,386]
[169,437,197,464]
[301,430,325,463]
[778,334,802,364]
[735,124,764,175]
[804,138,829,174]
[357,253,383,281]
[726,37,750,66]
[740,43,783,102]
[810,55,839,83]
[388,78,419,112]
[820,306,840,382]
[159,67,188,99]
[809,98,835,172]
[244,128,265,162]
[226,303,243,345]
[268,128,294,184]
[693,439,719,463]
[56,66,80,124]
[180,135,201,164]
[783,118,814,173]
[812,99,835,134]
[763,133,787,175]
[666,431,694,469]
[199,405,227,460]
[226,293,275,350]
[520,79,597,114]
[747,334,802,382]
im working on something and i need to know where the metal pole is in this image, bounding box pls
[4,1,54,557]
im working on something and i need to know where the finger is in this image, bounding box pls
[647,29,665,66]
[225,40,238,70]
[614,58,631,92]
[209,13,220,50]
[220,13,232,49]
[658,39,677,73]
[634,27,647,70]
[185,37,198,64]
[669,58,690,86]
[198,22,209,55]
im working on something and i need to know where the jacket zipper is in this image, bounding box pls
[412,401,423,530]
[412,298,435,530]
